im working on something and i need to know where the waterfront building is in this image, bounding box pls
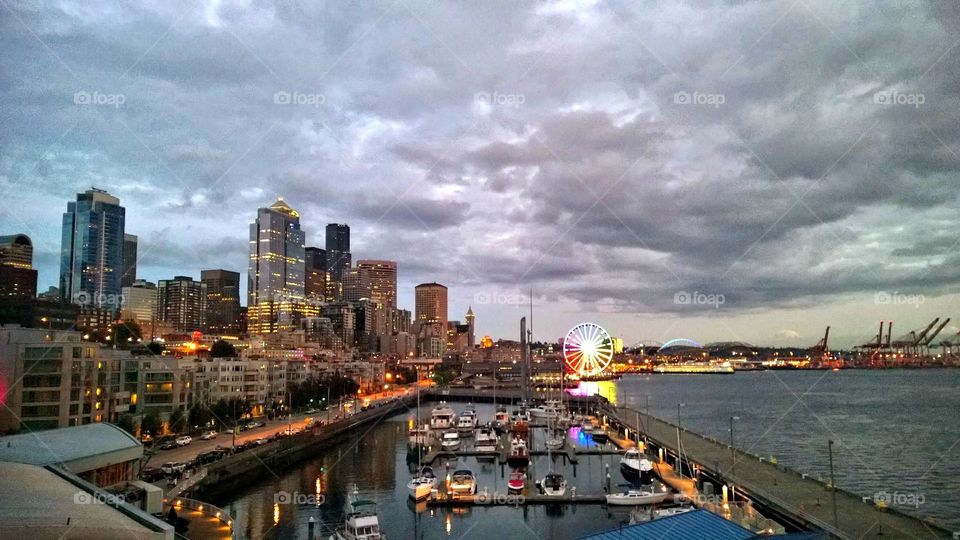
[157,276,207,334]
[202,269,242,335]
[120,279,157,330]
[122,356,193,428]
[324,223,351,283]
[60,188,126,309]
[0,233,38,302]
[191,357,288,417]
[121,233,137,287]
[248,198,308,333]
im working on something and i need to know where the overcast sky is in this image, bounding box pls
[2,0,959,347]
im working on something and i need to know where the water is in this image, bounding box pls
[219,369,960,538]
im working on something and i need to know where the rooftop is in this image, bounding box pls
[578,509,754,540]
[0,423,142,472]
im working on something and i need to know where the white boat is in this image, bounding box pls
[406,466,437,501]
[441,431,460,451]
[494,408,510,431]
[449,469,477,495]
[457,414,475,434]
[654,506,695,519]
[539,472,567,497]
[430,404,455,430]
[475,427,498,452]
[581,418,595,433]
[653,362,734,374]
[545,430,565,450]
[620,449,655,484]
[605,488,670,506]
[507,437,529,467]
[330,491,385,540]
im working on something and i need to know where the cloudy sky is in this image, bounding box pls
[2,0,959,347]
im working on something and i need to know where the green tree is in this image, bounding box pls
[188,404,212,428]
[168,408,187,434]
[210,340,237,358]
[432,365,460,386]
[141,412,161,437]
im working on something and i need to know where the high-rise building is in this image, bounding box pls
[157,276,207,333]
[248,198,307,334]
[342,266,371,303]
[356,260,397,310]
[201,269,241,335]
[466,306,476,348]
[415,283,448,327]
[120,279,157,328]
[304,247,328,300]
[325,223,351,282]
[60,188,126,309]
[0,234,38,301]
[121,233,137,287]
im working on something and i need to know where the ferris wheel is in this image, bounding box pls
[563,323,615,377]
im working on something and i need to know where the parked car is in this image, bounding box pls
[200,430,218,440]
[158,440,178,450]
[253,438,268,446]
[140,466,165,482]
[175,435,192,446]
[160,462,186,475]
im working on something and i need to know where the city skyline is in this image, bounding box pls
[2,2,959,347]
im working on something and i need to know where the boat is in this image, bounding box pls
[654,506,695,519]
[457,413,475,434]
[441,431,461,451]
[507,437,529,467]
[507,470,526,493]
[430,403,456,430]
[493,407,510,433]
[581,418,595,433]
[653,362,735,374]
[569,415,583,427]
[475,427,498,453]
[545,429,565,450]
[591,429,609,443]
[408,425,429,447]
[539,472,567,497]
[406,466,437,501]
[449,469,477,495]
[605,488,670,506]
[330,489,385,540]
[620,449,655,485]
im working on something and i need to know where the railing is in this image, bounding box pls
[162,495,234,537]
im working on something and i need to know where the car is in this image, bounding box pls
[158,440,178,450]
[160,462,186,475]
[253,438,268,446]
[175,435,192,446]
[304,408,319,414]
[140,466,165,482]
[224,428,234,434]
[200,430,218,440]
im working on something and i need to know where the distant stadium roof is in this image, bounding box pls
[578,509,754,540]
[0,423,141,473]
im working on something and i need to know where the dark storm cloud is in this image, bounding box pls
[2,0,959,341]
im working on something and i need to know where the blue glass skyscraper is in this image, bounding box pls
[60,188,126,309]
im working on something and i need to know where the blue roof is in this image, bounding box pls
[579,510,755,540]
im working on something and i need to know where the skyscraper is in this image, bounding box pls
[304,247,328,300]
[60,188,126,308]
[120,279,157,327]
[341,266,371,303]
[356,260,397,310]
[121,233,137,287]
[465,306,475,348]
[201,269,241,335]
[325,223,351,282]
[0,234,37,301]
[248,198,307,334]
[157,275,206,333]
[415,283,448,327]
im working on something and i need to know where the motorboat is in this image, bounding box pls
[581,418,595,433]
[406,466,437,501]
[494,408,510,432]
[539,472,567,497]
[463,404,478,426]
[457,414,476,434]
[590,427,609,443]
[475,427,498,453]
[511,408,530,423]
[507,437,529,467]
[570,415,583,427]
[654,506,695,519]
[605,488,670,506]
[449,469,477,496]
[531,400,562,420]
[330,491,385,540]
[620,449,655,484]
[430,404,456,430]
[408,424,429,447]
[545,429,565,450]
[441,431,461,451]
[507,470,526,493]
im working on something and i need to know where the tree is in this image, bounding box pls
[432,365,460,386]
[210,340,237,358]
[116,414,137,436]
[168,408,187,434]
[146,341,163,355]
[141,412,161,437]
[188,404,212,428]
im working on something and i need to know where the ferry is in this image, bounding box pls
[430,404,456,430]
[653,362,735,374]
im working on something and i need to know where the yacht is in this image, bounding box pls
[406,466,437,501]
[474,427,498,453]
[507,470,526,493]
[457,414,475,434]
[581,418,595,433]
[440,431,461,451]
[449,469,477,496]
[545,429,565,451]
[539,472,567,497]
[330,492,385,540]
[507,437,529,467]
[605,488,670,506]
[531,400,562,420]
[493,408,510,433]
[620,449,655,484]
[430,404,456,430]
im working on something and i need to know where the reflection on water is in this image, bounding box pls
[568,380,618,404]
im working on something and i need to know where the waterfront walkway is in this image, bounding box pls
[605,405,954,539]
